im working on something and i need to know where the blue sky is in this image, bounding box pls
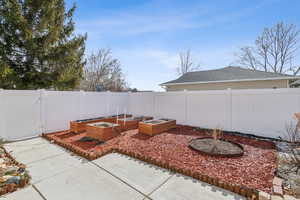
[66,0,300,91]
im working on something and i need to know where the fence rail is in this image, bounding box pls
[0,88,299,140]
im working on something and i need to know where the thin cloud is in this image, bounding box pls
[76,1,272,37]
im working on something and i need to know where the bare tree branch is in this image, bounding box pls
[236,22,300,75]
[80,49,128,91]
[176,49,200,76]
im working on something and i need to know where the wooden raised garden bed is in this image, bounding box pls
[86,122,120,141]
[117,116,153,130]
[139,118,176,136]
[70,114,132,133]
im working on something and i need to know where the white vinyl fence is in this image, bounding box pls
[129,88,300,139]
[0,88,299,140]
[0,90,128,140]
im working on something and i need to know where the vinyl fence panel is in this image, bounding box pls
[231,89,300,138]
[153,92,186,124]
[128,92,155,117]
[80,92,108,119]
[1,90,41,140]
[42,91,82,133]
[186,90,231,130]
[108,92,129,115]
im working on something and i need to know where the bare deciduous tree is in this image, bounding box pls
[80,49,128,91]
[236,22,300,75]
[176,50,200,76]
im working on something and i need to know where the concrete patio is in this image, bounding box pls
[1,138,245,200]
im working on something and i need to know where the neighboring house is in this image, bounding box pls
[160,66,300,91]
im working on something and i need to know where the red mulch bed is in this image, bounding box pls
[43,125,277,194]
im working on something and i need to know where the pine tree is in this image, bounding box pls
[0,0,86,90]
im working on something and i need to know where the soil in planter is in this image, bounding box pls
[75,117,105,123]
[132,117,143,121]
[144,120,165,124]
[92,122,117,128]
[132,116,153,121]
[72,137,105,150]
[95,124,110,128]
[189,138,244,157]
[159,118,172,121]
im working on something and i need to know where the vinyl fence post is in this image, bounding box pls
[79,90,85,120]
[227,88,233,131]
[106,91,111,116]
[0,89,5,140]
[38,89,46,134]
[152,91,156,118]
[127,91,131,114]
[184,89,188,125]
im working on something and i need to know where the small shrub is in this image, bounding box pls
[284,115,300,173]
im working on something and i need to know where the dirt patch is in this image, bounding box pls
[71,140,100,150]
[144,120,164,124]
[189,137,244,157]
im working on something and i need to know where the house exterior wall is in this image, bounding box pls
[165,79,289,91]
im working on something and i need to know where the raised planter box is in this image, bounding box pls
[139,118,176,136]
[86,122,120,141]
[70,114,132,133]
[117,116,153,130]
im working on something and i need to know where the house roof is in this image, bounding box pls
[161,66,297,86]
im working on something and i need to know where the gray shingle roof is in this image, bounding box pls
[161,66,295,85]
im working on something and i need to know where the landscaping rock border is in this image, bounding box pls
[0,147,31,196]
